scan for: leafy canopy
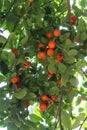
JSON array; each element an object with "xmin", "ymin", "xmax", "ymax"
[{"xmin": 0, "ymin": 0, "xmax": 87, "ymax": 130}]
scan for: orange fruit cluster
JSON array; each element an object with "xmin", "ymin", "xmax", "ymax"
[
  {"xmin": 37, "ymin": 29, "xmax": 61, "ymax": 59},
  {"xmin": 39, "ymin": 95, "xmax": 58, "ymax": 111}
]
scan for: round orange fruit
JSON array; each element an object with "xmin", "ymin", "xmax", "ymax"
[
  {"xmin": 47, "ymin": 49, "xmax": 55, "ymax": 56},
  {"xmin": 37, "ymin": 51, "xmax": 46, "ymax": 59},
  {"xmin": 53, "ymin": 29, "xmax": 61, "ymax": 37},
  {"xmin": 46, "ymin": 32, "xmax": 53, "ymax": 39},
  {"xmin": 48, "ymin": 40, "xmax": 56, "ymax": 49}
]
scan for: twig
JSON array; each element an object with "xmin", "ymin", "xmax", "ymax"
[
  {"xmin": 58, "ymin": 89, "xmax": 64, "ymax": 130},
  {"xmin": 54, "ymin": 88, "xmax": 64, "ymax": 130},
  {"xmin": 79, "ymin": 116, "xmax": 87, "ymax": 130},
  {"xmin": 67, "ymin": 0, "xmax": 71, "ymax": 25},
  {"xmin": 0, "ymin": 0, "xmax": 15, "ymax": 27}
]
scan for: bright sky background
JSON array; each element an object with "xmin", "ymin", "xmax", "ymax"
[{"xmin": 0, "ymin": 128, "xmax": 7, "ymax": 130}]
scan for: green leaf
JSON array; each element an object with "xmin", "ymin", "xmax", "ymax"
[
  {"xmin": 77, "ymin": 18, "xmax": 86, "ymax": 32},
  {"xmin": 61, "ymin": 110, "xmax": 71, "ymax": 129},
  {"xmin": 0, "ymin": 35, "xmax": 7, "ymax": 44},
  {"xmin": 21, "ymin": 35, "xmax": 28, "ymax": 46},
  {"xmin": 30, "ymin": 114, "xmax": 43, "ymax": 123},
  {"xmin": 70, "ymin": 78, "xmax": 78, "ymax": 86},
  {"xmin": 15, "ymin": 120, "xmax": 22, "ymax": 128},
  {"xmin": 15, "ymin": 88, "xmax": 27, "ymax": 99},
  {"xmin": 60, "ymin": 33, "xmax": 70, "ymax": 41},
  {"xmin": 7, "ymin": 124, "xmax": 18, "ymax": 130},
  {"xmin": 61, "ymin": 70, "xmax": 69, "ymax": 85},
  {"xmin": 8, "ymin": 52, "xmax": 15, "ymax": 68},
  {"xmin": 65, "ymin": 39, "xmax": 76, "ymax": 49},
  {"xmin": 68, "ymin": 49, "xmax": 78, "ymax": 56},
  {"xmin": 7, "ymin": 32, "xmax": 15, "ymax": 47},
  {"xmin": 83, "ymin": 82, "xmax": 87, "ymax": 88},
  {"xmin": 72, "ymin": 113, "xmax": 85, "ymax": 129},
  {"xmin": 57, "ymin": 62, "xmax": 67, "ymax": 73},
  {"xmin": 48, "ymin": 63, "xmax": 56, "ymax": 72}
]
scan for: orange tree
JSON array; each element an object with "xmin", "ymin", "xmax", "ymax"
[{"xmin": 0, "ymin": 0, "xmax": 87, "ymax": 130}]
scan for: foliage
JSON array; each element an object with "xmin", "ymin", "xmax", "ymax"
[{"xmin": 0, "ymin": 0, "xmax": 87, "ymax": 130}]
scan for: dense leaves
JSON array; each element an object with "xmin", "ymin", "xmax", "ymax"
[{"xmin": 0, "ymin": 0, "xmax": 87, "ymax": 130}]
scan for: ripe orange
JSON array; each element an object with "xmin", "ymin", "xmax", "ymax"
[
  {"xmin": 57, "ymin": 78, "xmax": 62, "ymax": 85},
  {"xmin": 48, "ymin": 71, "xmax": 55, "ymax": 78},
  {"xmin": 51, "ymin": 95, "xmax": 57, "ymax": 102},
  {"xmin": 28, "ymin": 0, "xmax": 34, "ymax": 3},
  {"xmin": 55, "ymin": 52, "xmax": 64, "ymax": 62},
  {"xmin": 70, "ymin": 15, "xmax": 77, "ymax": 25},
  {"xmin": 11, "ymin": 48, "xmax": 18, "ymax": 56},
  {"xmin": 23, "ymin": 61, "xmax": 31, "ymax": 69},
  {"xmin": 76, "ymin": 37, "xmax": 81, "ymax": 43},
  {"xmin": 39, "ymin": 102, "xmax": 47, "ymax": 111},
  {"xmin": 38, "ymin": 43, "xmax": 45, "ymax": 49},
  {"xmin": 47, "ymin": 49, "xmax": 55, "ymax": 56},
  {"xmin": 41, "ymin": 95, "xmax": 49, "ymax": 101},
  {"xmin": 37, "ymin": 51, "xmax": 46, "ymax": 59},
  {"xmin": 48, "ymin": 40, "xmax": 56, "ymax": 49},
  {"xmin": 11, "ymin": 76, "xmax": 20, "ymax": 84},
  {"xmin": 46, "ymin": 32, "xmax": 53, "ymax": 39},
  {"xmin": 53, "ymin": 29, "xmax": 61, "ymax": 37}
]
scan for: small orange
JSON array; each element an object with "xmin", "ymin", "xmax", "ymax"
[
  {"xmin": 48, "ymin": 40, "xmax": 56, "ymax": 49},
  {"xmin": 11, "ymin": 48, "xmax": 18, "ymax": 56},
  {"xmin": 28, "ymin": 0, "xmax": 34, "ymax": 3},
  {"xmin": 37, "ymin": 51, "xmax": 46, "ymax": 59},
  {"xmin": 46, "ymin": 32, "xmax": 53, "ymax": 39},
  {"xmin": 57, "ymin": 78, "xmax": 62, "ymax": 85},
  {"xmin": 11, "ymin": 76, "xmax": 20, "ymax": 84},
  {"xmin": 47, "ymin": 49, "xmax": 55, "ymax": 56},
  {"xmin": 23, "ymin": 61, "xmax": 31, "ymax": 69},
  {"xmin": 38, "ymin": 43, "xmax": 45, "ymax": 49},
  {"xmin": 53, "ymin": 29, "xmax": 61, "ymax": 37},
  {"xmin": 51, "ymin": 95, "xmax": 57, "ymax": 102},
  {"xmin": 76, "ymin": 37, "xmax": 81, "ymax": 43},
  {"xmin": 41, "ymin": 95, "xmax": 49, "ymax": 101},
  {"xmin": 70, "ymin": 15, "xmax": 77, "ymax": 25},
  {"xmin": 55, "ymin": 52, "xmax": 64, "ymax": 62},
  {"xmin": 48, "ymin": 71, "xmax": 55, "ymax": 78},
  {"xmin": 39, "ymin": 102, "xmax": 47, "ymax": 111}
]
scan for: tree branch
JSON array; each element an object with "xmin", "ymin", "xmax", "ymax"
[
  {"xmin": 67, "ymin": 0, "xmax": 71, "ymax": 25},
  {"xmin": 0, "ymin": 0, "xmax": 15, "ymax": 27},
  {"xmin": 58, "ymin": 89, "xmax": 64, "ymax": 130},
  {"xmin": 79, "ymin": 116, "xmax": 87, "ymax": 130},
  {"xmin": 54, "ymin": 88, "xmax": 64, "ymax": 130}
]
